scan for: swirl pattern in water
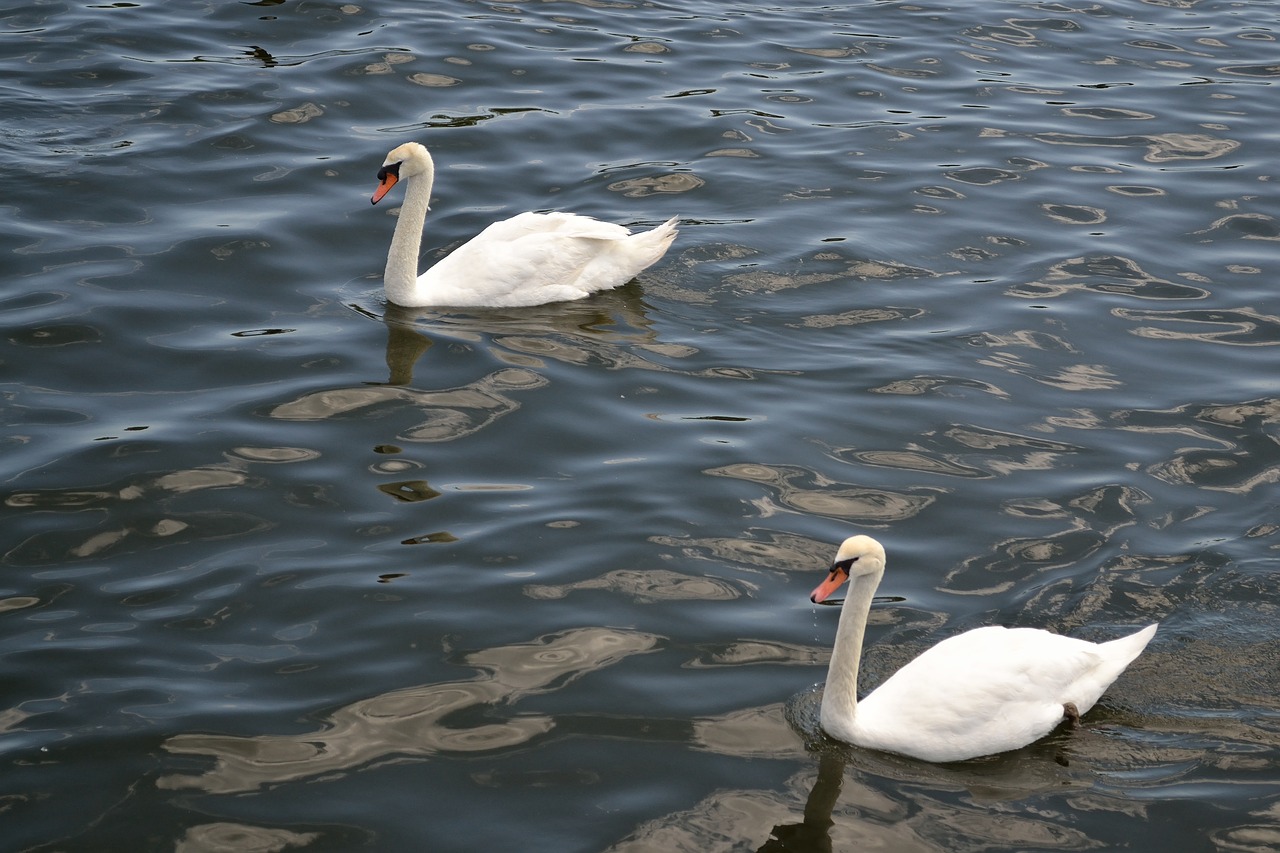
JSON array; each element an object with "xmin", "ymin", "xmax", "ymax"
[{"xmin": 2, "ymin": 0, "xmax": 1279, "ymax": 850}]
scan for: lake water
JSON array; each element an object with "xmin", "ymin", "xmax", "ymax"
[{"xmin": 3, "ymin": 0, "xmax": 1280, "ymax": 850}]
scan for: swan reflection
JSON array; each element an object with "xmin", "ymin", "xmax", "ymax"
[
  {"xmin": 279, "ymin": 286, "xmax": 776, "ymax": 449},
  {"xmin": 342, "ymin": 284, "xmax": 785, "ymax": 390},
  {"xmin": 609, "ymin": 726, "xmax": 1114, "ymax": 853},
  {"xmin": 346, "ymin": 285, "xmax": 669, "ymax": 386}
]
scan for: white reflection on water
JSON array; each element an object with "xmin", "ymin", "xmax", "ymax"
[
  {"xmin": 524, "ymin": 568, "xmax": 746, "ymax": 603},
  {"xmin": 175, "ymin": 822, "xmax": 320, "ymax": 853},
  {"xmin": 1115, "ymin": 306, "xmax": 1280, "ymax": 347},
  {"xmin": 1009, "ymin": 254, "xmax": 1210, "ymax": 301},
  {"xmin": 270, "ymin": 367, "xmax": 548, "ymax": 442},
  {"xmin": 158, "ymin": 627, "xmax": 660, "ymax": 794},
  {"xmin": 706, "ymin": 462, "xmax": 939, "ymax": 523},
  {"xmin": 650, "ymin": 530, "xmax": 833, "ymax": 574}
]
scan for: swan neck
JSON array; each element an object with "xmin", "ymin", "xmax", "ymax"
[
  {"xmin": 383, "ymin": 164, "xmax": 434, "ymax": 305},
  {"xmin": 823, "ymin": 568, "xmax": 880, "ymax": 727}
]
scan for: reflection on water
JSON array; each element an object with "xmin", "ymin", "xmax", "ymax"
[
  {"xmin": 707, "ymin": 463, "xmax": 938, "ymax": 523},
  {"xmin": 684, "ymin": 640, "xmax": 827, "ymax": 669},
  {"xmin": 1115, "ymin": 306, "xmax": 1280, "ymax": 347},
  {"xmin": 609, "ymin": 738, "xmax": 1110, "ymax": 853},
  {"xmin": 838, "ymin": 448, "xmax": 990, "ymax": 479},
  {"xmin": 613, "ymin": 673, "xmax": 1280, "ymax": 853},
  {"xmin": 1195, "ymin": 212, "xmax": 1280, "ymax": 244},
  {"xmin": 650, "ymin": 530, "xmax": 833, "ymax": 574},
  {"xmin": 1030, "ymin": 130, "xmax": 1240, "ymax": 163},
  {"xmin": 271, "ymin": 366, "xmax": 547, "ymax": 442},
  {"xmin": 1010, "ymin": 255, "xmax": 1211, "ymax": 301},
  {"xmin": 159, "ymin": 627, "xmax": 660, "ymax": 794},
  {"xmin": 758, "ymin": 752, "xmax": 846, "ymax": 853},
  {"xmin": 692, "ymin": 703, "xmax": 808, "ymax": 761},
  {"xmin": 525, "ymin": 568, "xmax": 745, "ymax": 603},
  {"xmin": 174, "ymin": 823, "xmax": 320, "ymax": 853},
  {"xmin": 308, "ymin": 291, "xmax": 775, "ymax": 443},
  {"xmin": 5, "ymin": 0, "xmax": 1280, "ymax": 848}
]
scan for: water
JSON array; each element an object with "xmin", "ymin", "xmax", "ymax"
[{"xmin": 3, "ymin": 0, "xmax": 1279, "ymax": 850}]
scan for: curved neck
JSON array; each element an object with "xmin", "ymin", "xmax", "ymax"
[
  {"xmin": 383, "ymin": 163, "xmax": 435, "ymax": 305},
  {"xmin": 822, "ymin": 569, "xmax": 880, "ymax": 726}
]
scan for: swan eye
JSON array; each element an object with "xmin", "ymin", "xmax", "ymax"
[
  {"xmin": 377, "ymin": 161, "xmax": 402, "ymax": 182},
  {"xmin": 831, "ymin": 556, "xmax": 857, "ymax": 575}
]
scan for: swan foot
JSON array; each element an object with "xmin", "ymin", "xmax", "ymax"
[{"xmin": 1062, "ymin": 701, "xmax": 1081, "ymax": 726}]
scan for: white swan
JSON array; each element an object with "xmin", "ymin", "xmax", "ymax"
[
  {"xmin": 370, "ymin": 142, "xmax": 679, "ymax": 308},
  {"xmin": 811, "ymin": 535, "xmax": 1157, "ymax": 762}
]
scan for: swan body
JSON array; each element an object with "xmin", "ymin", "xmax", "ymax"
[
  {"xmin": 371, "ymin": 142, "xmax": 678, "ymax": 308},
  {"xmin": 812, "ymin": 535, "xmax": 1157, "ymax": 762}
]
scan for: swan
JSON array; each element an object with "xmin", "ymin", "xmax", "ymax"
[
  {"xmin": 811, "ymin": 535, "xmax": 1157, "ymax": 762},
  {"xmin": 370, "ymin": 142, "xmax": 679, "ymax": 308}
]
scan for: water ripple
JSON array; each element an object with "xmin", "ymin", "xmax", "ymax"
[{"xmin": 4, "ymin": 0, "xmax": 1280, "ymax": 848}]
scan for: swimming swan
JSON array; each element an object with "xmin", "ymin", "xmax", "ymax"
[
  {"xmin": 371, "ymin": 142, "xmax": 678, "ymax": 308},
  {"xmin": 811, "ymin": 535, "xmax": 1157, "ymax": 762}
]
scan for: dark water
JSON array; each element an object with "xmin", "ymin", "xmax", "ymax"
[{"xmin": 4, "ymin": 0, "xmax": 1280, "ymax": 850}]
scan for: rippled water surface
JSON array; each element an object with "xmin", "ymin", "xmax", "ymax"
[{"xmin": 4, "ymin": 0, "xmax": 1280, "ymax": 850}]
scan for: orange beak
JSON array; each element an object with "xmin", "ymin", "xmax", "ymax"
[
  {"xmin": 810, "ymin": 564, "xmax": 850, "ymax": 604},
  {"xmin": 371, "ymin": 171, "xmax": 398, "ymax": 205}
]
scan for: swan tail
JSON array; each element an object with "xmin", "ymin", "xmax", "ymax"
[
  {"xmin": 1101, "ymin": 623, "xmax": 1158, "ymax": 669},
  {"xmin": 628, "ymin": 217, "xmax": 679, "ymax": 269},
  {"xmin": 572, "ymin": 217, "xmax": 678, "ymax": 296},
  {"xmin": 1074, "ymin": 623, "xmax": 1157, "ymax": 714}
]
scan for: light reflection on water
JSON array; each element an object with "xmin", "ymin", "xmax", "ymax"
[
  {"xmin": 3, "ymin": 0, "xmax": 1280, "ymax": 849},
  {"xmin": 159, "ymin": 627, "xmax": 661, "ymax": 794}
]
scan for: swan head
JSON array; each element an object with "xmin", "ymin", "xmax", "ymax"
[
  {"xmin": 810, "ymin": 535, "xmax": 886, "ymax": 604},
  {"xmin": 371, "ymin": 142, "xmax": 434, "ymax": 205}
]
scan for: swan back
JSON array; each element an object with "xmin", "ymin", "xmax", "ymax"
[{"xmin": 416, "ymin": 212, "xmax": 678, "ymax": 308}]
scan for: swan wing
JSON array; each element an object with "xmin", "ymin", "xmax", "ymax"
[
  {"xmin": 472, "ymin": 211, "xmax": 634, "ymax": 243},
  {"xmin": 413, "ymin": 212, "xmax": 673, "ymax": 308},
  {"xmin": 852, "ymin": 625, "xmax": 1155, "ymax": 762}
]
